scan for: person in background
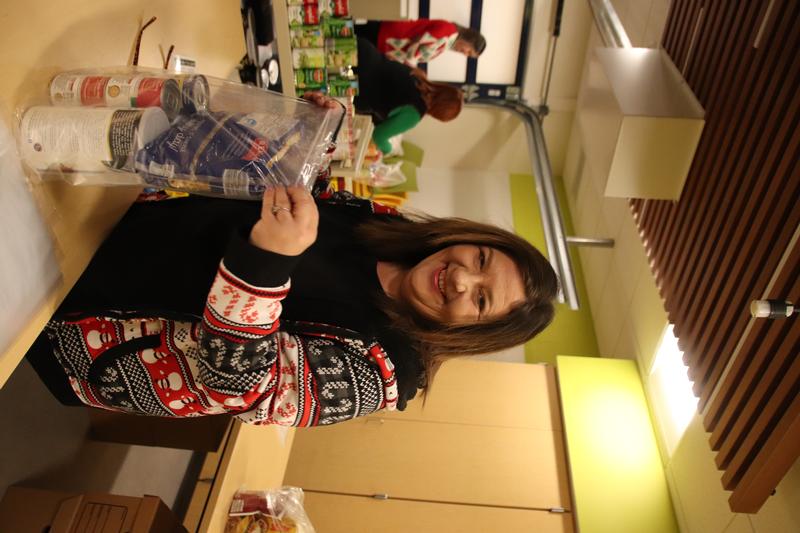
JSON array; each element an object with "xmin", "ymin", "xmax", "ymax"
[
  {"xmin": 355, "ymin": 19, "xmax": 486, "ymax": 67},
  {"xmin": 355, "ymin": 37, "xmax": 463, "ymax": 154}
]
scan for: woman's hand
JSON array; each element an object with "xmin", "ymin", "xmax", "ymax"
[
  {"xmin": 249, "ymin": 186, "xmax": 319, "ymax": 256},
  {"xmin": 302, "ymin": 91, "xmax": 339, "ymax": 109}
]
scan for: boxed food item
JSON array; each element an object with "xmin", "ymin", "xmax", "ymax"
[
  {"xmin": 0, "ymin": 487, "xmax": 186, "ymax": 533},
  {"xmin": 15, "ymin": 66, "xmax": 343, "ymax": 199}
]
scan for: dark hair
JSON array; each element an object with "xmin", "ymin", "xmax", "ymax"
[
  {"xmin": 409, "ymin": 68, "xmax": 463, "ymax": 121},
  {"xmin": 455, "ymin": 24, "xmax": 487, "ymax": 55},
  {"xmin": 357, "ymin": 213, "xmax": 559, "ymax": 383}
]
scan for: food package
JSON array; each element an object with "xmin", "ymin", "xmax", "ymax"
[
  {"xmin": 15, "ymin": 67, "xmax": 344, "ymax": 199},
  {"xmin": 322, "ymin": 17, "xmax": 354, "ymax": 38},
  {"xmin": 325, "ymin": 38, "xmax": 358, "ymax": 69},
  {"xmin": 290, "ymin": 26, "xmax": 325, "ymax": 48},
  {"xmin": 226, "ymin": 488, "xmax": 315, "ymax": 533}
]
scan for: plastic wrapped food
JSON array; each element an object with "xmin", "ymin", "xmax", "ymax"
[
  {"xmin": 226, "ymin": 488, "xmax": 315, "ymax": 533},
  {"xmin": 15, "ymin": 66, "xmax": 344, "ymax": 199}
]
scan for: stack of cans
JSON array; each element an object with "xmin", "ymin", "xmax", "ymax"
[{"xmin": 287, "ymin": 0, "xmax": 358, "ymax": 98}]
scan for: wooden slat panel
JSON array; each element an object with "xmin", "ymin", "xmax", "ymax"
[
  {"xmin": 636, "ymin": 0, "xmax": 800, "ymax": 513},
  {"xmin": 666, "ymin": 2, "xmax": 770, "ymax": 345},
  {"xmin": 692, "ymin": 40, "xmax": 800, "ymax": 401},
  {"xmin": 705, "ymin": 243, "xmax": 800, "ymax": 437},
  {"xmin": 728, "ymin": 394, "xmax": 800, "ymax": 513},
  {"xmin": 657, "ymin": 4, "xmax": 765, "ymax": 325},
  {"xmin": 721, "ymin": 346, "xmax": 800, "ymax": 490}
]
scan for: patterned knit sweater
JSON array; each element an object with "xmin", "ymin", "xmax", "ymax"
[{"xmin": 44, "ymin": 195, "xmax": 422, "ymax": 426}]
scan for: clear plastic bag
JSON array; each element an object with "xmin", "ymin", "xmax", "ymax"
[
  {"xmin": 15, "ymin": 67, "xmax": 344, "ymax": 200},
  {"xmin": 226, "ymin": 487, "xmax": 315, "ymax": 533}
]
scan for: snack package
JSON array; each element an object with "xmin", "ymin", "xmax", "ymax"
[
  {"xmin": 15, "ymin": 66, "xmax": 344, "ymax": 199},
  {"xmin": 226, "ymin": 488, "xmax": 315, "ymax": 533}
]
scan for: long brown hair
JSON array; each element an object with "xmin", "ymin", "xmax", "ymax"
[
  {"xmin": 409, "ymin": 69, "xmax": 463, "ymax": 122},
  {"xmin": 357, "ymin": 213, "xmax": 559, "ymax": 385}
]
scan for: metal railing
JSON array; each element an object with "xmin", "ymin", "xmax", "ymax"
[
  {"xmin": 469, "ymin": 99, "xmax": 589, "ymax": 309},
  {"xmin": 587, "ymin": 0, "xmax": 632, "ymax": 48}
]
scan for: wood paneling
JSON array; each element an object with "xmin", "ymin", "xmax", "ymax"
[
  {"xmin": 300, "ymin": 492, "xmax": 575, "ymax": 533},
  {"xmin": 630, "ymin": 0, "xmax": 800, "ymax": 513}
]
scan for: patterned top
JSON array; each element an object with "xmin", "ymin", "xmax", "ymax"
[
  {"xmin": 45, "ymin": 193, "xmax": 408, "ymax": 426},
  {"xmin": 377, "ymin": 19, "xmax": 459, "ymax": 67}
]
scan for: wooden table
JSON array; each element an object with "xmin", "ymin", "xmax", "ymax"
[
  {"xmin": 0, "ymin": 0, "xmax": 246, "ymax": 388},
  {"xmin": 183, "ymin": 422, "xmax": 296, "ymax": 533},
  {"xmin": 0, "ymin": 6, "xmax": 298, "ymax": 532}
]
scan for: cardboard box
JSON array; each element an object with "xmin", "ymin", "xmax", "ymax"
[{"xmin": 0, "ymin": 487, "xmax": 187, "ymax": 533}]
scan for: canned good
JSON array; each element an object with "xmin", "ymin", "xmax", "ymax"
[
  {"xmin": 20, "ymin": 106, "xmax": 169, "ymax": 174},
  {"xmin": 49, "ymin": 73, "xmax": 209, "ymax": 120},
  {"xmin": 332, "ymin": 0, "xmax": 349, "ymax": 17},
  {"xmin": 132, "ymin": 77, "xmax": 183, "ymax": 120},
  {"xmin": 292, "ymin": 48, "xmax": 326, "ymax": 69},
  {"xmin": 294, "ymin": 68, "xmax": 326, "ymax": 89},
  {"xmin": 287, "ymin": 4, "xmax": 319, "ymax": 26},
  {"xmin": 327, "ymin": 77, "xmax": 359, "ymax": 97},
  {"xmin": 326, "ymin": 45, "xmax": 358, "ymax": 69},
  {"xmin": 176, "ymin": 75, "xmax": 210, "ymax": 116},
  {"xmin": 50, "ymin": 74, "xmax": 135, "ymax": 106},
  {"xmin": 290, "ymin": 26, "xmax": 325, "ymax": 48},
  {"xmin": 322, "ymin": 17, "xmax": 354, "ymax": 38}
]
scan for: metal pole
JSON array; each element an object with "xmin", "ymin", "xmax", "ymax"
[
  {"xmin": 567, "ymin": 236, "xmax": 615, "ymax": 247},
  {"xmin": 468, "ymin": 99, "xmax": 580, "ymax": 310}
]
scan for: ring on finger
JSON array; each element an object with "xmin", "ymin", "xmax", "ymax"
[{"xmin": 270, "ymin": 205, "xmax": 292, "ymax": 215}]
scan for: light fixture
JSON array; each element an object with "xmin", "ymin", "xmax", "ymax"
[{"xmin": 648, "ymin": 325, "xmax": 698, "ymax": 456}]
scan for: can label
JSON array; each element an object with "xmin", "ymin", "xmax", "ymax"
[
  {"xmin": 290, "ymin": 26, "xmax": 325, "ymax": 48},
  {"xmin": 49, "ymin": 74, "xmax": 113, "ymax": 105},
  {"xmin": 104, "ymin": 76, "xmax": 139, "ymax": 106},
  {"xmin": 49, "ymin": 73, "xmax": 204, "ymax": 120},
  {"xmin": 133, "ymin": 77, "xmax": 167, "ymax": 107},
  {"xmin": 20, "ymin": 107, "xmax": 149, "ymax": 172},
  {"xmin": 333, "ymin": 0, "xmax": 349, "ymax": 17},
  {"xmin": 133, "ymin": 77, "xmax": 183, "ymax": 120},
  {"xmin": 79, "ymin": 76, "xmax": 109, "ymax": 105},
  {"xmin": 292, "ymin": 48, "xmax": 326, "ymax": 69},
  {"xmin": 288, "ymin": 5, "xmax": 319, "ymax": 25},
  {"xmin": 107, "ymin": 109, "xmax": 146, "ymax": 169},
  {"xmin": 322, "ymin": 17, "xmax": 354, "ymax": 38},
  {"xmin": 294, "ymin": 68, "xmax": 326, "ymax": 89}
]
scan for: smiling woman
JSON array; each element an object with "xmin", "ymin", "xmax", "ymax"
[
  {"xmin": 380, "ymin": 245, "xmax": 526, "ymax": 325},
  {"xmin": 27, "ymin": 183, "xmax": 557, "ymax": 426}
]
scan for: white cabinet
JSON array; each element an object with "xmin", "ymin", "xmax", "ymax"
[{"xmin": 577, "ymin": 47, "xmax": 705, "ymax": 200}]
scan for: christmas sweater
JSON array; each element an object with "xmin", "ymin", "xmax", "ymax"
[
  {"xmin": 377, "ymin": 19, "xmax": 459, "ymax": 66},
  {"xmin": 45, "ymin": 195, "xmax": 405, "ymax": 426}
]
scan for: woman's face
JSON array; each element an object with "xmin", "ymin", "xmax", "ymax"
[{"xmin": 399, "ymin": 244, "xmax": 526, "ymax": 325}]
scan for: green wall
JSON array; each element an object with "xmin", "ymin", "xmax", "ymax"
[
  {"xmin": 509, "ymin": 174, "xmax": 599, "ymax": 364},
  {"xmin": 557, "ymin": 356, "xmax": 679, "ymax": 533}
]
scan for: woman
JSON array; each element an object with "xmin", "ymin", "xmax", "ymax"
[
  {"xmin": 27, "ymin": 163, "xmax": 557, "ymax": 428},
  {"xmin": 355, "ymin": 37, "xmax": 463, "ymax": 154},
  {"xmin": 355, "ymin": 19, "xmax": 486, "ymax": 66}
]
